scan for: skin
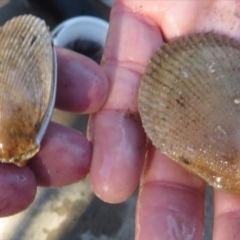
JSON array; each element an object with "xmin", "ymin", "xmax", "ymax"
[
  {"xmin": 0, "ymin": 49, "xmax": 105, "ymax": 217},
  {"xmin": 92, "ymin": 1, "xmax": 240, "ymax": 239},
  {"xmin": 2, "ymin": 0, "xmax": 240, "ymax": 239}
]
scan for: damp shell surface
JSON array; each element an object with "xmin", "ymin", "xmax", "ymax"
[
  {"xmin": 139, "ymin": 32, "xmax": 240, "ymax": 194},
  {"xmin": 0, "ymin": 15, "xmax": 56, "ymax": 167}
]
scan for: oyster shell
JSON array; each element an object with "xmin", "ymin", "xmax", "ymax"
[
  {"xmin": 139, "ymin": 32, "xmax": 240, "ymax": 194},
  {"xmin": 0, "ymin": 15, "xmax": 56, "ymax": 167}
]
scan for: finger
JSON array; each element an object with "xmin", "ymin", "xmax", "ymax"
[
  {"xmin": 89, "ymin": 110, "xmax": 146, "ymax": 202},
  {"xmin": 0, "ymin": 164, "xmax": 36, "ymax": 217},
  {"xmin": 136, "ymin": 146, "xmax": 206, "ymax": 240},
  {"xmin": 89, "ymin": 1, "xmax": 162, "ymax": 203},
  {"xmin": 55, "ymin": 48, "xmax": 109, "ymax": 113},
  {"xmin": 213, "ymin": 190, "xmax": 240, "ymax": 240},
  {"xmin": 28, "ymin": 122, "xmax": 91, "ymax": 187}
]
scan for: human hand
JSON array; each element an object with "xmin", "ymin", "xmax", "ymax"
[
  {"xmin": 0, "ymin": 48, "xmax": 109, "ymax": 217},
  {"xmin": 88, "ymin": 1, "xmax": 240, "ymax": 239}
]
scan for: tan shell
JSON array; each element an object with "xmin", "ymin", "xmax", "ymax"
[
  {"xmin": 0, "ymin": 15, "xmax": 56, "ymax": 167},
  {"xmin": 139, "ymin": 32, "xmax": 240, "ymax": 194}
]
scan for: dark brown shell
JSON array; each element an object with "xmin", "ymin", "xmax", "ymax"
[{"xmin": 138, "ymin": 32, "xmax": 240, "ymax": 194}]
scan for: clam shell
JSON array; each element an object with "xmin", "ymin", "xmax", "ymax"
[
  {"xmin": 139, "ymin": 32, "xmax": 240, "ymax": 194},
  {"xmin": 0, "ymin": 15, "xmax": 56, "ymax": 166}
]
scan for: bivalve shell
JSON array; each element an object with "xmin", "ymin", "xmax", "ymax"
[
  {"xmin": 139, "ymin": 32, "xmax": 240, "ymax": 194},
  {"xmin": 0, "ymin": 15, "xmax": 56, "ymax": 166}
]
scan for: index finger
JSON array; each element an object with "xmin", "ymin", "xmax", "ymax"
[{"xmin": 88, "ymin": 2, "xmax": 163, "ymax": 202}]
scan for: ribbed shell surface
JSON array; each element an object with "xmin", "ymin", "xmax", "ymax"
[
  {"xmin": 139, "ymin": 33, "xmax": 240, "ymax": 194},
  {"xmin": 0, "ymin": 15, "xmax": 54, "ymax": 166}
]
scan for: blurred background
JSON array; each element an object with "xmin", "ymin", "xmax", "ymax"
[{"xmin": 0, "ymin": 0, "xmax": 213, "ymax": 239}]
